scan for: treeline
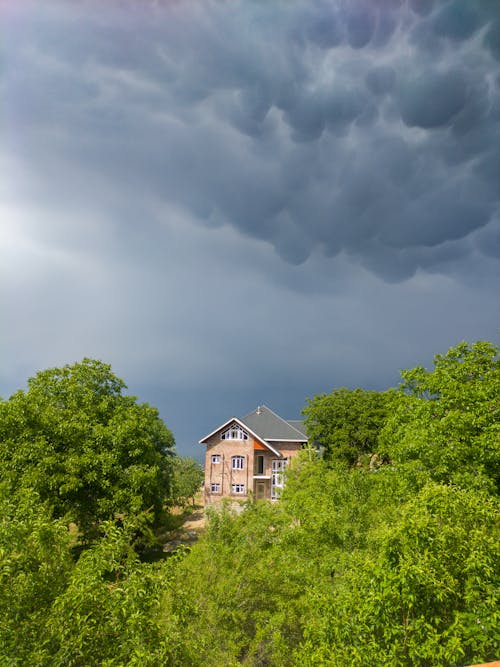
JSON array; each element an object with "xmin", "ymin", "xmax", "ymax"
[{"xmin": 1, "ymin": 343, "xmax": 499, "ymax": 665}]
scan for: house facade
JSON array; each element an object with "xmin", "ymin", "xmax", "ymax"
[{"xmin": 199, "ymin": 405, "xmax": 308, "ymax": 504}]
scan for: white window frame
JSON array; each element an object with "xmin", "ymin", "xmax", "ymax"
[
  {"xmin": 232, "ymin": 455, "xmax": 245, "ymax": 470},
  {"xmin": 210, "ymin": 483, "xmax": 220, "ymax": 494},
  {"xmin": 211, "ymin": 454, "xmax": 221, "ymax": 464},
  {"xmin": 221, "ymin": 424, "xmax": 248, "ymax": 441},
  {"xmin": 271, "ymin": 458, "xmax": 288, "ymax": 500},
  {"xmin": 232, "ymin": 483, "xmax": 245, "ymax": 495}
]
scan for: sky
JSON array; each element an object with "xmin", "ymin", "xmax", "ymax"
[{"xmin": 1, "ymin": 0, "xmax": 499, "ymax": 461}]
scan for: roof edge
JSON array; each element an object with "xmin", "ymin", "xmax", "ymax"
[
  {"xmin": 199, "ymin": 416, "xmax": 282, "ymax": 457},
  {"xmin": 265, "ymin": 438, "xmax": 308, "ymax": 443}
]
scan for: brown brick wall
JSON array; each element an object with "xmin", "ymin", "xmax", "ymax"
[
  {"xmin": 203, "ymin": 435, "xmax": 306, "ymax": 504},
  {"xmin": 204, "ymin": 436, "xmax": 255, "ymax": 503},
  {"xmin": 275, "ymin": 442, "xmax": 303, "ymax": 460}
]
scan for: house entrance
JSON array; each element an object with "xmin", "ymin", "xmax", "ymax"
[
  {"xmin": 271, "ymin": 459, "xmax": 287, "ymax": 500},
  {"xmin": 255, "ymin": 481, "xmax": 266, "ymax": 500}
]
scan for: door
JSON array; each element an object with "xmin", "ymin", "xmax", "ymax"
[
  {"xmin": 271, "ymin": 459, "xmax": 287, "ymax": 500},
  {"xmin": 256, "ymin": 481, "xmax": 266, "ymax": 500}
]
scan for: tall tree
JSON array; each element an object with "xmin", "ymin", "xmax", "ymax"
[
  {"xmin": 0, "ymin": 359, "xmax": 175, "ymax": 539},
  {"xmin": 380, "ymin": 341, "xmax": 500, "ymax": 493},
  {"xmin": 303, "ymin": 387, "xmax": 393, "ymax": 465},
  {"xmin": 170, "ymin": 456, "xmax": 204, "ymax": 507}
]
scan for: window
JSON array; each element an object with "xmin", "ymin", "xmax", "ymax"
[
  {"xmin": 271, "ymin": 458, "xmax": 288, "ymax": 500},
  {"xmin": 232, "ymin": 483, "xmax": 245, "ymax": 494},
  {"xmin": 232, "ymin": 455, "xmax": 244, "ymax": 470},
  {"xmin": 210, "ymin": 483, "xmax": 220, "ymax": 493},
  {"xmin": 221, "ymin": 424, "xmax": 248, "ymax": 440},
  {"xmin": 255, "ymin": 455, "xmax": 265, "ymax": 475},
  {"xmin": 211, "ymin": 454, "xmax": 221, "ymax": 464}
]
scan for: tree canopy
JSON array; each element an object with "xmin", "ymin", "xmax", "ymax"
[
  {"xmin": 303, "ymin": 387, "xmax": 393, "ymax": 465},
  {"xmin": 0, "ymin": 358, "xmax": 175, "ymax": 539},
  {"xmin": 1, "ymin": 343, "xmax": 499, "ymax": 666},
  {"xmin": 380, "ymin": 340, "xmax": 500, "ymax": 493},
  {"xmin": 170, "ymin": 456, "xmax": 204, "ymax": 507}
]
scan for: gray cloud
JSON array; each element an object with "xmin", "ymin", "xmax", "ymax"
[
  {"xmin": 3, "ymin": 0, "xmax": 498, "ymax": 285},
  {"xmin": 1, "ymin": 0, "xmax": 499, "ymax": 457},
  {"xmin": 397, "ymin": 69, "xmax": 468, "ymax": 128},
  {"xmin": 365, "ymin": 66, "xmax": 396, "ymax": 95}
]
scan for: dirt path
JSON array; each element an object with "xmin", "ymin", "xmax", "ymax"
[
  {"xmin": 163, "ymin": 499, "xmax": 206, "ymax": 552},
  {"xmin": 180, "ymin": 509, "xmax": 206, "ymax": 532}
]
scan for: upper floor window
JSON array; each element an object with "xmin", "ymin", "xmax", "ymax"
[
  {"xmin": 221, "ymin": 424, "xmax": 248, "ymax": 441},
  {"xmin": 255, "ymin": 455, "xmax": 265, "ymax": 475},
  {"xmin": 211, "ymin": 454, "xmax": 221, "ymax": 464},
  {"xmin": 232, "ymin": 455, "xmax": 245, "ymax": 470}
]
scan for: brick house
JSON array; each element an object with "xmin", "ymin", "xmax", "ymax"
[{"xmin": 199, "ymin": 405, "xmax": 308, "ymax": 504}]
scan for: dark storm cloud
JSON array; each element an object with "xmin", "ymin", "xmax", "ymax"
[
  {"xmin": 397, "ymin": 69, "xmax": 468, "ymax": 129},
  {"xmin": 3, "ymin": 0, "xmax": 499, "ymax": 285},
  {"xmin": 2, "ymin": 0, "xmax": 499, "ymax": 461}
]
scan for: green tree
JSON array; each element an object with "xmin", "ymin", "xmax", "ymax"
[
  {"xmin": 380, "ymin": 341, "xmax": 500, "ymax": 494},
  {"xmin": 303, "ymin": 388, "xmax": 393, "ymax": 465},
  {"xmin": 39, "ymin": 520, "xmax": 175, "ymax": 667},
  {"xmin": 170, "ymin": 456, "xmax": 204, "ymax": 507},
  {"xmin": 160, "ymin": 500, "xmax": 307, "ymax": 666},
  {"xmin": 0, "ymin": 359, "xmax": 175, "ymax": 540},
  {"xmin": 0, "ymin": 497, "xmax": 178, "ymax": 666},
  {"xmin": 0, "ymin": 486, "xmax": 73, "ymax": 665},
  {"xmin": 1, "ymin": 342, "xmax": 498, "ymax": 666},
  {"xmin": 296, "ymin": 483, "xmax": 500, "ymax": 667}
]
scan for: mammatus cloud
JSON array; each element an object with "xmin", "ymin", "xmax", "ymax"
[
  {"xmin": 3, "ymin": 0, "xmax": 499, "ymax": 282},
  {"xmin": 1, "ymin": 0, "xmax": 499, "ymax": 460}
]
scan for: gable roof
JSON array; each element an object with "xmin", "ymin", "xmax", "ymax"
[
  {"xmin": 198, "ymin": 405, "xmax": 308, "ymax": 456},
  {"xmin": 240, "ymin": 405, "xmax": 308, "ymax": 442},
  {"xmin": 198, "ymin": 416, "xmax": 282, "ymax": 456}
]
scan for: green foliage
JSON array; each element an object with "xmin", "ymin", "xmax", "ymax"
[
  {"xmin": 170, "ymin": 456, "xmax": 204, "ymax": 507},
  {"xmin": 40, "ymin": 520, "xmax": 175, "ymax": 667},
  {"xmin": 0, "ymin": 486, "xmax": 73, "ymax": 665},
  {"xmin": 0, "ymin": 359, "xmax": 175, "ymax": 541},
  {"xmin": 0, "ymin": 485, "xmax": 177, "ymax": 666},
  {"xmin": 295, "ymin": 483, "xmax": 500, "ymax": 667},
  {"xmin": 1, "ymin": 342, "xmax": 498, "ymax": 665},
  {"xmin": 303, "ymin": 388, "xmax": 393, "ymax": 466},
  {"xmin": 160, "ymin": 500, "xmax": 307, "ymax": 666},
  {"xmin": 380, "ymin": 341, "xmax": 500, "ymax": 493}
]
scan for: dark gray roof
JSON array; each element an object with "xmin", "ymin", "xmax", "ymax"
[
  {"xmin": 240, "ymin": 405, "xmax": 308, "ymax": 442},
  {"xmin": 287, "ymin": 420, "xmax": 307, "ymax": 437}
]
